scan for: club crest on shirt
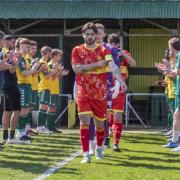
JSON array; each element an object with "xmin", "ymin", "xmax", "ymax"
[{"xmin": 97, "ymin": 55, "xmax": 102, "ymax": 60}]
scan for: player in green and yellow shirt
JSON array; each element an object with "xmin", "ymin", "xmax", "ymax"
[
  {"xmin": 16, "ymin": 38, "xmax": 39, "ymax": 142},
  {"xmin": 37, "ymin": 46, "xmax": 59, "ymax": 133},
  {"xmin": 25, "ymin": 40, "xmax": 40, "ymax": 135},
  {"xmin": 29, "ymin": 40, "xmax": 40, "ymax": 109},
  {"xmin": 47, "ymin": 49, "xmax": 69, "ymax": 132}
]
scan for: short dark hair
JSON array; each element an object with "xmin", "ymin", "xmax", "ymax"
[
  {"xmin": 5, "ymin": 35, "xmax": 16, "ymax": 41},
  {"xmin": 81, "ymin": 22, "xmax": 98, "ymax": 34},
  {"xmin": 0, "ymin": 31, "xmax": 5, "ymax": 40},
  {"xmin": 30, "ymin": 40, "xmax": 38, "ymax": 47},
  {"xmin": 95, "ymin": 23, "xmax": 105, "ymax": 31},
  {"xmin": 41, "ymin": 46, "xmax": 52, "ymax": 55},
  {"xmin": 51, "ymin": 49, "xmax": 63, "ymax": 58},
  {"xmin": 19, "ymin": 38, "xmax": 31, "ymax": 45},
  {"xmin": 15, "ymin": 37, "xmax": 22, "ymax": 49},
  {"xmin": 108, "ymin": 33, "xmax": 120, "ymax": 44},
  {"xmin": 172, "ymin": 40, "xmax": 180, "ymax": 51}
]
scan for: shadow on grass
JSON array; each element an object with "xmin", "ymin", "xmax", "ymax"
[
  {"xmin": 96, "ymin": 160, "xmax": 180, "ymax": 171},
  {"xmin": 2, "ymin": 143, "xmax": 80, "ymax": 159},
  {"xmin": 0, "ymin": 150, "xmax": 79, "ymax": 174},
  {"xmin": 127, "ymin": 155, "xmax": 180, "ymax": 163},
  {"xmin": 103, "ymin": 153, "xmax": 180, "ymax": 164},
  {"xmin": 0, "ymin": 133, "xmax": 80, "ymax": 175},
  {"xmin": 4, "ymin": 149, "xmax": 70, "ymax": 157},
  {"xmin": 123, "ymin": 140, "xmax": 164, "ymax": 145},
  {"xmin": 0, "ymin": 152, "xmax": 73, "ymax": 162},
  {"xmin": 0, "ymin": 160, "xmax": 50, "ymax": 174},
  {"xmin": 123, "ymin": 133, "xmax": 163, "ymax": 141},
  {"xmin": 1, "ymin": 154, "xmax": 50, "ymax": 163},
  {"xmin": 35, "ymin": 139, "xmax": 80, "ymax": 145},
  {"xmin": 122, "ymin": 135, "xmax": 165, "ymax": 145},
  {"xmin": 10, "ymin": 144, "xmax": 79, "ymax": 151},
  {"xmin": 121, "ymin": 148, "xmax": 179, "ymax": 157},
  {"xmin": 53, "ymin": 167, "xmax": 81, "ymax": 175},
  {"xmin": 36, "ymin": 134, "xmax": 79, "ymax": 140}
]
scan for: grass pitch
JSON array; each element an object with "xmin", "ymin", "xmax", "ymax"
[{"xmin": 0, "ymin": 130, "xmax": 180, "ymax": 180}]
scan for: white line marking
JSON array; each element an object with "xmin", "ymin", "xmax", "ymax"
[{"xmin": 34, "ymin": 150, "xmax": 81, "ymax": 180}]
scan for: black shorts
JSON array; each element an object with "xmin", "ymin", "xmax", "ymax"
[{"xmin": 3, "ymin": 87, "xmax": 21, "ymax": 111}]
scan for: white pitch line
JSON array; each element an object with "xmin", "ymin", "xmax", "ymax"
[{"xmin": 34, "ymin": 150, "xmax": 81, "ymax": 180}]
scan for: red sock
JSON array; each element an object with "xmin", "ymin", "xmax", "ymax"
[
  {"xmin": 108, "ymin": 113, "xmax": 113, "ymax": 128},
  {"xmin": 113, "ymin": 121, "xmax": 123, "ymax": 145},
  {"xmin": 96, "ymin": 128, "xmax": 105, "ymax": 146},
  {"xmin": 80, "ymin": 126, "xmax": 89, "ymax": 153}
]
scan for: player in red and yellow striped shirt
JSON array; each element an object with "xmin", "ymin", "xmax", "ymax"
[
  {"xmin": 107, "ymin": 34, "xmax": 136, "ymax": 151},
  {"xmin": 71, "ymin": 22, "xmax": 127, "ymax": 163}
]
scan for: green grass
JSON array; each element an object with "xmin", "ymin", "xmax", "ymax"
[
  {"xmin": 1, "ymin": 131, "xmax": 180, "ymax": 180},
  {"xmin": 0, "ymin": 131, "xmax": 80, "ymax": 180},
  {"xmin": 48, "ymin": 132, "xmax": 180, "ymax": 180}
]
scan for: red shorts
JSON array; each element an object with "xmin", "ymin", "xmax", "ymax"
[
  {"xmin": 77, "ymin": 98, "xmax": 107, "ymax": 121},
  {"xmin": 112, "ymin": 93, "xmax": 126, "ymax": 113}
]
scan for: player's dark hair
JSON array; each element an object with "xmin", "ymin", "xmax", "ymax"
[
  {"xmin": 172, "ymin": 40, "xmax": 180, "ymax": 51},
  {"xmin": 0, "ymin": 31, "xmax": 5, "ymax": 40},
  {"xmin": 30, "ymin": 40, "xmax": 38, "ymax": 47},
  {"xmin": 15, "ymin": 37, "xmax": 22, "ymax": 49},
  {"xmin": 51, "ymin": 49, "xmax": 63, "ymax": 57},
  {"xmin": 95, "ymin": 23, "xmax": 105, "ymax": 32},
  {"xmin": 5, "ymin": 35, "xmax": 16, "ymax": 41},
  {"xmin": 108, "ymin": 33, "xmax": 120, "ymax": 44},
  {"xmin": 81, "ymin": 22, "xmax": 98, "ymax": 34},
  {"xmin": 19, "ymin": 38, "xmax": 31, "ymax": 45},
  {"xmin": 41, "ymin": 46, "xmax": 52, "ymax": 55}
]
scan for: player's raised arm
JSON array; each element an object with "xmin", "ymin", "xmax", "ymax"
[{"xmin": 120, "ymin": 50, "xmax": 136, "ymax": 67}]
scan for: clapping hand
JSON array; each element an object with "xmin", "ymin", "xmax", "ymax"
[
  {"xmin": 166, "ymin": 70, "xmax": 177, "ymax": 79},
  {"xmin": 59, "ymin": 66, "xmax": 69, "ymax": 76},
  {"xmin": 0, "ymin": 59, "xmax": 12, "ymax": 71},
  {"xmin": 155, "ymin": 62, "xmax": 169, "ymax": 73}
]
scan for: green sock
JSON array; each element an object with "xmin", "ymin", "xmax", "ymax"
[
  {"xmin": 37, "ymin": 109, "xmax": 47, "ymax": 127},
  {"xmin": 17, "ymin": 116, "xmax": 28, "ymax": 132},
  {"xmin": 46, "ymin": 112, "xmax": 56, "ymax": 130},
  {"xmin": 168, "ymin": 99, "xmax": 175, "ymax": 128},
  {"xmin": 168, "ymin": 112, "xmax": 173, "ymax": 128},
  {"xmin": 51, "ymin": 112, "xmax": 56, "ymax": 129},
  {"xmin": 27, "ymin": 112, "xmax": 32, "ymax": 125}
]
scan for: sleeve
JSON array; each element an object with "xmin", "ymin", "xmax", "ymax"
[
  {"xmin": 123, "ymin": 50, "xmax": 131, "ymax": 66},
  {"xmin": 18, "ymin": 58, "xmax": 27, "ymax": 72},
  {"xmin": 111, "ymin": 48, "xmax": 118, "ymax": 62},
  {"xmin": 104, "ymin": 48, "xmax": 113, "ymax": 62},
  {"xmin": 176, "ymin": 54, "xmax": 180, "ymax": 69},
  {"xmin": 71, "ymin": 47, "xmax": 81, "ymax": 64}
]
